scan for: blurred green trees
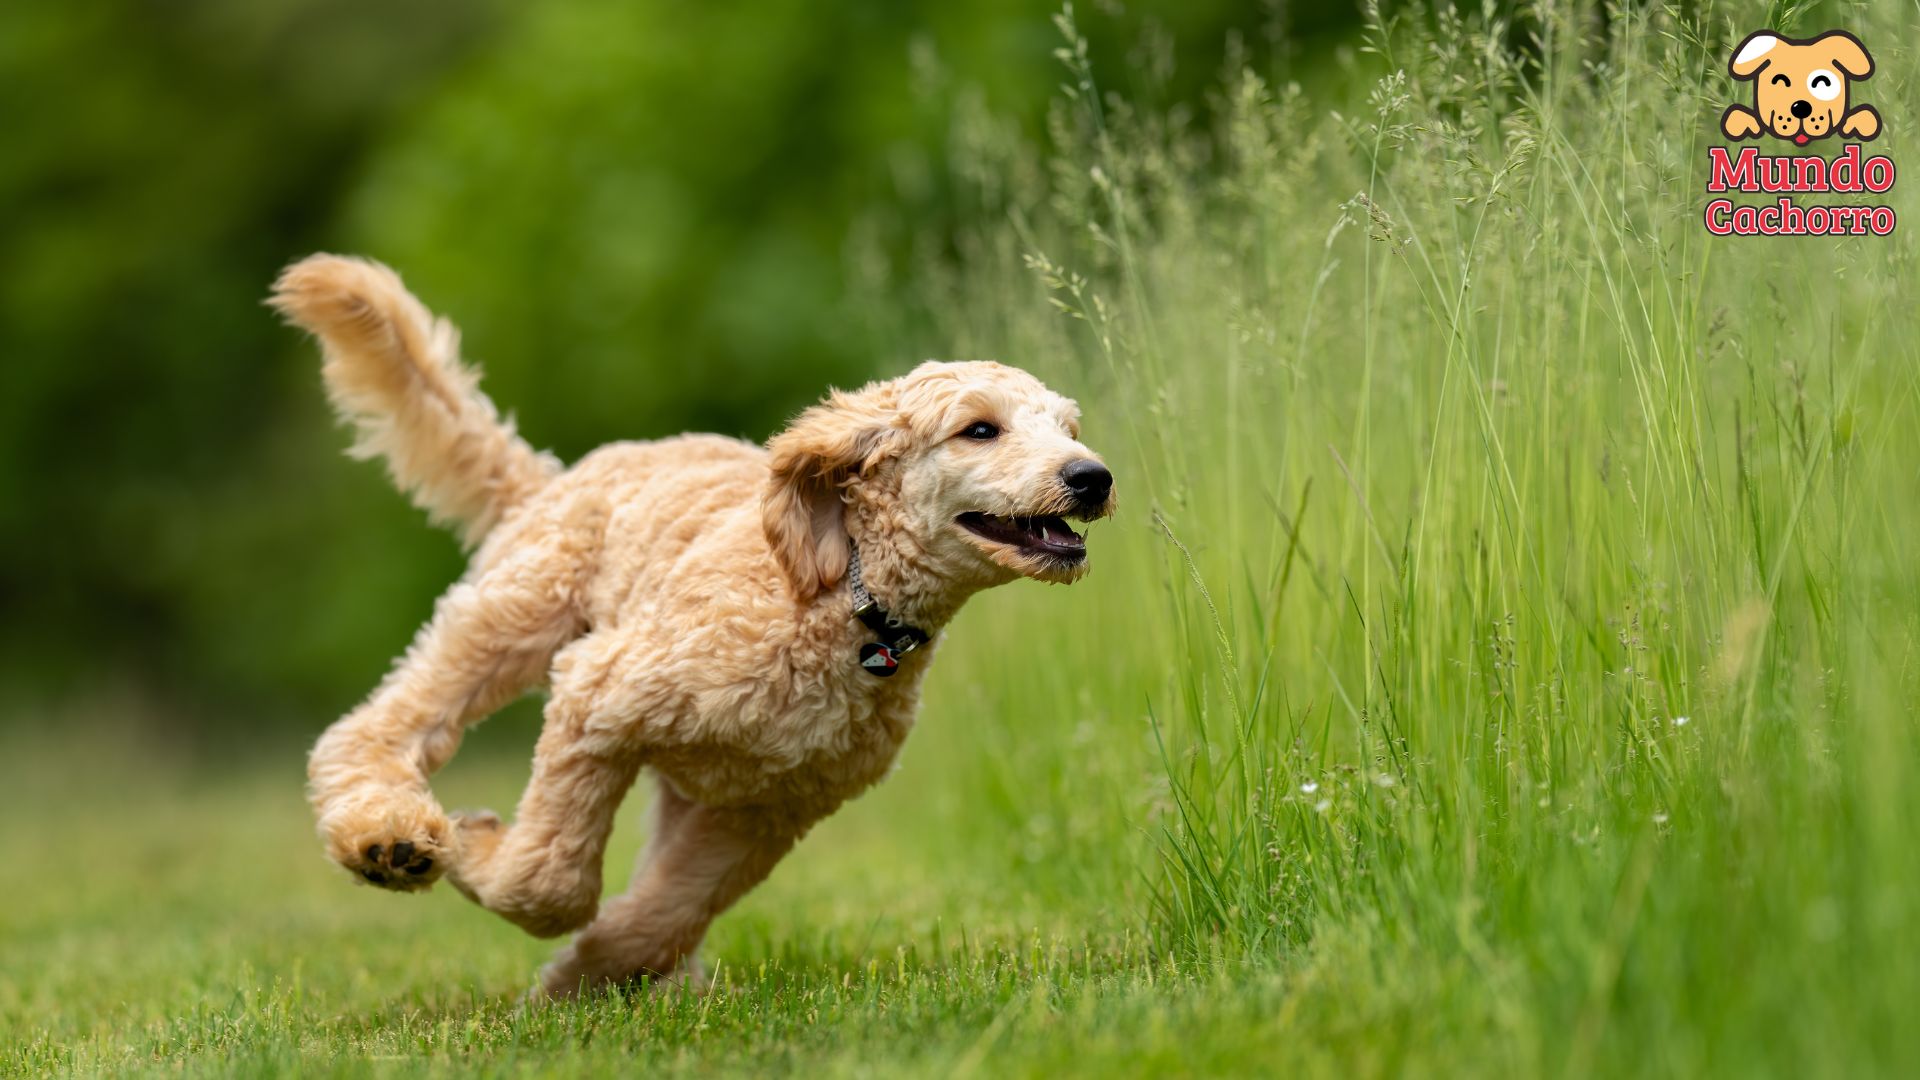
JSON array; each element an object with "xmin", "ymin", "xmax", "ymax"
[{"xmin": 0, "ymin": 0, "xmax": 1357, "ymax": 726}]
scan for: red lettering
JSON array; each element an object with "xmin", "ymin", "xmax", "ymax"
[
  {"xmin": 1864, "ymin": 156, "xmax": 1895, "ymax": 194},
  {"xmin": 1707, "ymin": 147, "xmax": 1755, "ymax": 192}
]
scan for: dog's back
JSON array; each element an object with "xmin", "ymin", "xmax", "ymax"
[{"xmin": 488, "ymin": 435, "xmax": 782, "ymax": 628}]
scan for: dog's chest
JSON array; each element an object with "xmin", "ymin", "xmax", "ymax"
[{"xmin": 644, "ymin": 650, "xmax": 933, "ymax": 814}]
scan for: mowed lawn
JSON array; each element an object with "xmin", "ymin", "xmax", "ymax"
[{"xmin": 0, "ymin": 715, "xmax": 1206, "ymax": 1078}]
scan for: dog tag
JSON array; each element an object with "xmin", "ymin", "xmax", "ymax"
[{"xmin": 859, "ymin": 642, "xmax": 900, "ymax": 677}]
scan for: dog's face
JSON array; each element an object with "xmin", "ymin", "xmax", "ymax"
[
  {"xmin": 888, "ymin": 362, "xmax": 1114, "ymax": 585},
  {"xmin": 763, "ymin": 361, "xmax": 1116, "ymax": 599},
  {"xmin": 1729, "ymin": 30, "xmax": 1872, "ymax": 145}
]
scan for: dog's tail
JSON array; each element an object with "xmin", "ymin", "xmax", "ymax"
[{"xmin": 269, "ymin": 254, "xmax": 561, "ymax": 547}]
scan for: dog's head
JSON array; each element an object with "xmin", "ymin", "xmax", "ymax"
[
  {"xmin": 763, "ymin": 360, "xmax": 1115, "ymax": 599},
  {"xmin": 1729, "ymin": 29, "xmax": 1872, "ymax": 145}
]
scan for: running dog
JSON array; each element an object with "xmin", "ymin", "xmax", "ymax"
[{"xmin": 270, "ymin": 255, "xmax": 1115, "ymax": 997}]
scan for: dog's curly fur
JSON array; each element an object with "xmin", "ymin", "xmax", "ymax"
[{"xmin": 269, "ymin": 254, "xmax": 1114, "ymax": 997}]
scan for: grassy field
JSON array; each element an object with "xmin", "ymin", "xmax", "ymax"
[{"xmin": 8, "ymin": 1, "xmax": 1920, "ymax": 1075}]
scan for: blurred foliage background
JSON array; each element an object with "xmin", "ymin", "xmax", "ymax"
[{"xmin": 0, "ymin": 0, "xmax": 1362, "ymax": 732}]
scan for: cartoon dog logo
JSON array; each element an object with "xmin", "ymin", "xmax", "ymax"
[{"xmin": 1722, "ymin": 30, "xmax": 1880, "ymax": 145}]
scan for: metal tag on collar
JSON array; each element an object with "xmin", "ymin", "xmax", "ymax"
[{"xmin": 859, "ymin": 641, "xmax": 901, "ymax": 677}]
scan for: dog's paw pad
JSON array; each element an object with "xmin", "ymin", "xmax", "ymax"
[
  {"xmin": 320, "ymin": 792, "xmax": 453, "ymax": 893},
  {"xmin": 351, "ymin": 834, "xmax": 447, "ymax": 890},
  {"xmin": 366, "ymin": 840, "xmax": 437, "ymax": 876}
]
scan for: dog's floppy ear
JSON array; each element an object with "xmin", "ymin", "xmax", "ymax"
[
  {"xmin": 1729, "ymin": 31, "xmax": 1781, "ymax": 79},
  {"xmin": 1817, "ymin": 30, "xmax": 1873, "ymax": 79},
  {"xmin": 762, "ymin": 388, "xmax": 902, "ymax": 599}
]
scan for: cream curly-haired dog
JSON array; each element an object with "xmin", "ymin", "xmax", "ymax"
[{"xmin": 270, "ymin": 254, "xmax": 1114, "ymax": 997}]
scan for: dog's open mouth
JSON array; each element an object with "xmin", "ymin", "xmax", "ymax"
[{"xmin": 956, "ymin": 512, "xmax": 1086, "ymax": 561}]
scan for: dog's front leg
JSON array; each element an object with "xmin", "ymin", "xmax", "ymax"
[
  {"xmin": 443, "ymin": 714, "xmax": 641, "ymax": 937},
  {"xmin": 443, "ymin": 632, "xmax": 652, "ymax": 937},
  {"xmin": 533, "ymin": 784, "xmax": 802, "ymax": 999},
  {"xmin": 1721, "ymin": 104, "xmax": 1764, "ymax": 139},
  {"xmin": 1841, "ymin": 105, "xmax": 1881, "ymax": 140}
]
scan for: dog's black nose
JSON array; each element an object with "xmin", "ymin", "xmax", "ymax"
[
  {"xmin": 1061, "ymin": 459, "xmax": 1112, "ymax": 507},
  {"xmin": 1792, "ymin": 99, "xmax": 1812, "ymax": 119}
]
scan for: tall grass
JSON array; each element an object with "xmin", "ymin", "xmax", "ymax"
[
  {"xmin": 11, "ymin": 3, "xmax": 1920, "ymax": 1074},
  {"xmin": 889, "ymin": 1, "xmax": 1920, "ymax": 1072}
]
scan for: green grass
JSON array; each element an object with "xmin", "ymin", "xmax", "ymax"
[
  {"xmin": 0, "ymin": 726, "xmax": 1181, "ymax": 1077},
  {"xmin": 9, "ymin": 0, "xmax": 1920, "ymax": 1074}
]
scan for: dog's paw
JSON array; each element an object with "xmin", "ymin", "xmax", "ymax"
[
  {"xmin": 319, "ymin": 789, "xmax": 453, "ymax": 892},
  {"xmin": 1842, "ymin": 106, "xmax": 1880, "ymax": 141},
  {"xmin": 440, "ymin": 809, "xmax": 502, "ymax": 887},
  {"xmin": 451, "ymin": 807, "xmax": 504, "ymax": 848},
  {"xmin": 352, "ymin": 836, "xmax": 446, "ymax": 890},
  {"xmin": 1721, "ymin": 106, "xmax": 1763, "ymax": 140},
  {"xmin": 533, "ymin": 947, "xmax": 708, "ymax": 1002}
]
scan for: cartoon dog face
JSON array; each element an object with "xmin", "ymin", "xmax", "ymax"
[{"xmin": 1722, "ymin": 30, "xmax": 1880, "ymax": 145}]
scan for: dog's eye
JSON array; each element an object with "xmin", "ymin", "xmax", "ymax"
[
  {"xmin": 960, "ymin": 421, "xmax": 1000, "ymax": 441},
  {"xmin": 1811, "ymin": 74, "xmax": 1831, "ymax": 88},
  {"xmin": 1770, "ymin": 73, "xmax": 1791, "ymax": 86}
]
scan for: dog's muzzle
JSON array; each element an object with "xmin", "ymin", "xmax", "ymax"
[{"xmin": 1060, "ymin": 459, "xmax": 1113, "ymax": 514}]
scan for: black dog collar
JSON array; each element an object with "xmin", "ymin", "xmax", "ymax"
[{"xmin": 846, "ymin": 545, "xmax": 929, "ymax": 677}]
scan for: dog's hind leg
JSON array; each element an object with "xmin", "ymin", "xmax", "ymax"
[{"xmin": 307, "ymin": 505, "xmax": 595, "ymax": 892}]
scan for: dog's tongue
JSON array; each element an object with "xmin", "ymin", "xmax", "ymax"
[{"xmin": 1795, "ymin": 133, "xmax": 1810, "ymax": 146}]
